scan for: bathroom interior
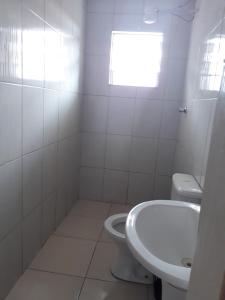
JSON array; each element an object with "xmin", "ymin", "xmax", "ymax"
[{"xmin": 0, "ymin": 0, "xmax": 225, "ymax": 299}]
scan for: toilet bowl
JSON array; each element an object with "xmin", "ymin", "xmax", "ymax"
[{"xmin": 104, "ymin": 213, "xmax": 153, "ymax": 284}]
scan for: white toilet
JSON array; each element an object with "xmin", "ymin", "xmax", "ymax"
[
  {"xmin": 171, "ymin": 173, "xmax": 202, "ymax": 204},
  {"xmin": 104, "ymin": 213, "xmax": 153, "ymax": 284},
  {"xmin": 104, "ymin": 173, "xmax": 202, "ymax": 289}
]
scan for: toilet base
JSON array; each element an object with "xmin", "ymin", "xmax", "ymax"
[{"xmin": 111, "ymin": 242, "xmax": 153, "ymax": 285}]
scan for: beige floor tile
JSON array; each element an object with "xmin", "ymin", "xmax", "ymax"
[
  {"xmin": 108, "ymin": 204, "xmax": 133, "ymax": 216},
  {"xmin": 87, "ymin": 242, "xmax": 118, "ymax": 282},
  {"xmin": 79, "ymin": 278, "xmax": 149, "ymax": 300},
  {"xmin": 70, "ymin": 200, "xmax": 110, "ymax": 219},
  {"xmin": 6, "ymin": 270, "xmax": 83, "ymax": 300},
  {"xmin": 55, "ymin": 215, "xmax": 103, "ymax": 240},
  {"xmin": 99, "ymin": 228, "xmax": 114, "ymax": 243},
  {"xmin": 31, "ymin": 236, "xmax": 95, "ymax": 277}
]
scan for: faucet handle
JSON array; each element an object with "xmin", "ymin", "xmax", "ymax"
[{"xmin": 179, "ymin": 106, "xmax": 188, "ymax": 113}]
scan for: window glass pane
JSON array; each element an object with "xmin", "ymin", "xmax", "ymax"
[{"xmin": 109, "ymin": 31, "xmax": 164, "ymax": 88}]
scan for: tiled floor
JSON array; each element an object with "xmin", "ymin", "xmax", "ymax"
[{"xmin": 6, "ymin": 200, "xmax": 153, "ymax": 300}]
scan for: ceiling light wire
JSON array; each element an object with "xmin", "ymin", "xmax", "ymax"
[{"xmin": 144, "ymin": 0, "xmax": 197, "ymax": 24}]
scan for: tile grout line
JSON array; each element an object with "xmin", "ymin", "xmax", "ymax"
[
  {"xmin": 77, "ymin": 202, "xmax": 113, "ymax": 299},
  {"xmin": 77, "ymin": 240, "xmax": 99, "ymax": 299},
  {"xmin": 28, "ymin": 266, "xmax": 130, "ymax": 285}
]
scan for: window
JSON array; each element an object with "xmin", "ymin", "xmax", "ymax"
[
  {"xmin": 200, "ymin": 34, "xmax": 225, "ymax": 92},
  {"xmin": 109, "ymin": 31, "xmax": 163, "ymax": 88}
]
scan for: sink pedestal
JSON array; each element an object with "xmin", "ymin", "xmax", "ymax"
[{"xmin": 162, "ymin": 281, "xmax": 186, "ymax": 300}]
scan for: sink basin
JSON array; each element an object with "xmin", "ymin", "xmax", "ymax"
[{"xmin": 126, "ymin": 200, "xmax": 200, "ymax": 290}]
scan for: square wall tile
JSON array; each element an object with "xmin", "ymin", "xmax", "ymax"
[
  {"xmin": 81, "ymin": 133, "xmax": 106, "ymax": 168},
  {"xmin": 59, "ymin": 92, "xmax": 76, "ymax": 139},
  {"xmin": 0, "ymin": 159, "xmax": 22, "ymax": 240},
  {"xmin": 103, "ymin": 170, "xmax": 128, "ymax": 203},
  {"xmin": 85, "ymin": 13, "xmax": 113, "ymax": 55},
  {"xmin": 0, "ymin": 0, "xmax": 22, "ymax": 83},
  {"xmin": 0, "ymin": 83, "xmax": 22, "ymax": 165},
  {"xmin": 113, "ymin": 14, "xmax": 142, "ymax": 31},
  {"xmin": 56, "ymin": 138, "xmax": 79, "ymax": 215},
  {"xmin": 105, "ymin": 135, "xmax": 131, "ymax": 171},
  {"xmin": 70, "ymin": 200, "xmax": 110, "ymax": 219},
  {"xmin": 6, "ymin": 270, "xmax": 83, "ymax": 300},
  {"xmin": 44, "ymin": 26, "xmax": 61, "ymax": 90},
  {"xmin": 154, "ymin": 176, "xmax": 172, "ymax": 199},
  {"xmin": 79, "ymin": 279, "xmax": 148, "ymax": 300},
  {"xmin": 79, "ymin": 167, "xmax": 104, "ymax": 201},
  {"xmin": 199, "ymin": 101, "xmax": 217, "ymax": 187},
  {"xmin": 61, "ymin": 2, "xmax": 76, "ymax": 38},
  {"xmin": 23, "ymin": 150, "xmax": 43, "ymax": 216},
  {"xmin": 128, "ymin": 173, "xmax": 154, "ymax": 205},
  {"xmin": 169, "ymin": 16, "xmax": 192, "ymax": 59},
  {"xmin": 83, "ymin": 55, "xmax": 110, "ymax": 96},
  {"xmin": 43, "ymin": 89, "xmax": 59, "ymax": 146},
  {"xmin": 73, "ymin": 94, "xmax": 81, "ymax": 133},
  {"xmin": 107, "ymin": 97, "xmax": 135, "ymax": 135},
  {"xmin": 114, "ymin": 0, "xmax": 144, "ymax": 14},
  {"xmin": 133, "ymin": 99, "xmax": 163, "ymax": 138},
  {"xmin": 31, "ymin": 236, "xmax": 95, "ymax": 277},
  {"xmin": 55, "ymin": 189, "xmax": 68, "ymax": 226},
  {"xmin": 136, "ymin": 86, "xmax": 163, "ymax": 101},
  {"xmin": 22, "ymin": 8, "xmax": 45, "ymax": 87},
  {"xmin": 164, "ymin": 59, "xmax": 187, "ymax": 101},
  {"xmin": 43, "ymin": 143, "xmax": 58, "ymax": 198},
  {"xmin": 23, "ymin": 86, "xmax": 44, "ymax": 154},
  {"xmin": 23, "ymin": 0, "xmax": 45, "ymax": 19},
  {"xmin": 160, "ymin": 102, "xmax": 180, "ymax": 139},
  {"xmin": 57, "ymin": 139, "xmax": 70, "ymax": 190},
  {"xmin": 130, "ymin": 137, "xmax": 157, "ymax": 174},
  {"xmin": 0, "ymin": 227, "xmax": 22, "ymax": 300},
  {"xmin": 45, "ymin": 0, "xmax": 61, "ymax": 32},
  {"xmin": 87, "ymin": 0, "xmax": 115, "ymax": 13},
  {"xmin": 157, "ymin": 140, "xmax": 176, "ymax": 175},
  {"xmin": 109, "ymin": 85, "xmax": 137, "ymax": 98},
  {"xmin": 41, "ymin": 193, "xmax": 56, "ymax": 244},
  {"xmin": 23, "ymin": 206, "xmax": 42, "ymax": 270},
  {"xmin": 61, "ymin": 37, "xmax": 81, "ymax": 92},
  {"xmin": 81, "ymin": 95, "xmax": 108, "ymax": 133},
  {"xmin": 66, "ymin": 185, "xmax": 78, "ymax": 214}
]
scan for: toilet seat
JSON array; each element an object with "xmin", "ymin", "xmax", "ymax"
[{"xmin": 104, "ymin": 213, "xmax": 128, "ymax": 242}]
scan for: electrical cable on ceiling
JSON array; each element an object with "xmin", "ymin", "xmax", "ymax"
[{"xmin": 144, "ymin": 0, "xmax": 197, "ymax": 24}]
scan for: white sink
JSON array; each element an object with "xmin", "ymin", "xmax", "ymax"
[{"xmin": 126, "ymin": 200, "xmax": 200, "ymax": 291}]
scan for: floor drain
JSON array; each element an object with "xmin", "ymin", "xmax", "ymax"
[{"xmin": 181, "ymin": 258, "xmax": 192, "ymax": 268}]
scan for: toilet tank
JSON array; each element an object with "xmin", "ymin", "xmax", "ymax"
[{"xmin": 171, "ymin": 174, "xmax": 202, "ymax": 204}]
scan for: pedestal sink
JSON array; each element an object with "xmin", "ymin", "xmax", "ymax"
[{"xmin": 126, "ymin": 200, "xmax": 200, "ymax": 300}]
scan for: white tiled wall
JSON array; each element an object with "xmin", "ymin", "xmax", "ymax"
[
  {"xmin": 187, "ymin": 13, "xmax": 225, "ymax": 299},
  {"xmin": 174, "ymin": 0, "xmax": 225, "ymax": 189},
  {"xmin": 80, "ymin": 0, "xmax": 192, "ymax": 203},
  {"xmin": 0, "ymin": 0, "xmax": 85, "ymax": 299}
]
